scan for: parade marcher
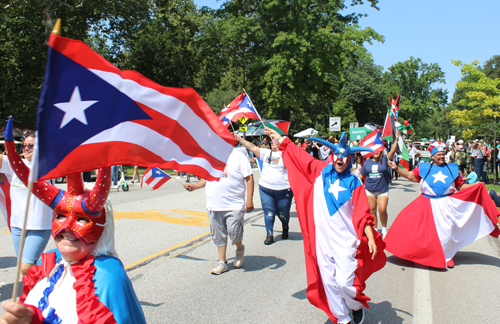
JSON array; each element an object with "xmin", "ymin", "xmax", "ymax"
[
  {"xmin": 0, "ymin": 132, "xmax": 53, "ymax": 276},
  {"xmin": 358, "ymin": 135, "xmax": 398, "ymax": 239},
  {"xmin": 0, "ymin": 128, "xmax": 146, "ymax": 324},
  {"xmin": 385, "ymin": 141, "xmax": 500, "ymax": 269},
  {"xmin": 353, "ymin": 155, "xmax": 363, "ymax": 177},
  {"xmin": 184, "ymin": 147, "xmax": 254, "ymax": 275},
  {"xmin": 234, "ymin": 134, "xmax": 293, "ymax": 245},
  {"xmin": 265, "ymin": 128, "xmax": 386, "ymax": 324}
]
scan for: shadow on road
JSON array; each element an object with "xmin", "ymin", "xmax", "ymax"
[
  {"xmin": 402, "ymin": 188, "xmax": 417, "ymax": 192},
  {"xmin": 386, "ymin": 255, "xmax": 447, "ymax": 272},
  {"xmin": 365, "ymin": 300, "xmax": 410, "ymax": 324},
  {"xmin": 453, "ymin": 251, "xmax": 500, "ymax": 268},
  {"xmin": 139, "ymin": 301, "xmax": 164, "ymax": 307},
  {"xmin": 321, "ymin": 300, "xmax": 410, "ymax": 324},
  {"xmin": 0, "ymin": 282, "xmax": 22, "ymax": 303},
  {"xmin": 235, "ymin": 255, "xmax": 286, "ymax": 272},
  {"xmin": 0, "ymin": 257, "xmax": 17, "ymax": 269},
  {"xmin": 291, "ymin": 288, "xmax": 307, "ymax": 300}
]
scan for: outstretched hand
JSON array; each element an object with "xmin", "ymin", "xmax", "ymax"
[
  {"xmin": 1, "ymin": 302, "xmax": 34, "ymax": 324},
  {"xmin": 264, "ymin": 127, "xmax": 283, "ymax": 146}
]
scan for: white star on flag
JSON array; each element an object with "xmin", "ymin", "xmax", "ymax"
[
  {"xmin": 339, "ymin": 148, "xmax": 345, "ymax": 154},
  {"xmin": 54, "ymin": 86, "xmax": 98, "ymax": 128},
  {"xmin": 328, "ymin": 179, "xmax": 347, "ymax": 200},
  {"xmin": 432, "ymin": 170, "xmax": 448, "ymax": 184}
]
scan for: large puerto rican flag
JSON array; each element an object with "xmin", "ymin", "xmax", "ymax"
[
  {"xmin": 34, "ymin": 34, "xmax": 235, "ymax": 182},
  {"xmin": 279, "ymin": 138, "xmax": 386, "ymax": 322},
  {"xmin": 0, "ymin": 176, "xmax": 11, "ymax": 231}
]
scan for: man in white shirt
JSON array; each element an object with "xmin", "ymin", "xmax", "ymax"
[{"xmin": 184, "ymin": 148, "xmax": 254, "ymax": 274}]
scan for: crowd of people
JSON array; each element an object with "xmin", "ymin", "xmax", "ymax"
[{"xmin": 1, "ymin": 127, "xmax": 500, "ymax": 324}]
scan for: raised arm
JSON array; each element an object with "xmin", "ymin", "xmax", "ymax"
[
  {"xmin": 234, "ymin": 133, "xmax": 261, "ymax": 159},
  {"xmin": 387, "ymin": 160, "xmax": 419, "ymax": 182},
  {"xmin": 387, "ymin": 133, "xmax": 399, "ymax": 161}
]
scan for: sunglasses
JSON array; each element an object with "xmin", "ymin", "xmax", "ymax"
[{"xmin": 22, "ymin": 144, "xmax": 34, "ymax": 150}]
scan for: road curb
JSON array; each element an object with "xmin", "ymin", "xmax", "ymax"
[{"xmin": 125, "ymin": 210, "xmax": 265, "ymax": 273}]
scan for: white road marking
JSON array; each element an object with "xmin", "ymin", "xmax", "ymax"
[{"xmin": 413, "ymin": 267, "xmax": 433, "ymax": 323}]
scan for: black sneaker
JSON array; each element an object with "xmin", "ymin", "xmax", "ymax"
[
  {"xmin": 282, "ymin": 226, "xmax": 289, "ymax": 239},
  {"xmin": 264, "ymin": 235, "xmax": 274, "ymax": 245},
  {"xmin": 352, "ymin": 308, "xmax": 364, "ymax": 324}
]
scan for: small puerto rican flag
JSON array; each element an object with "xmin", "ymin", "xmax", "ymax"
[{"xmin": 141, "ymin": 167, "xmax": 171, "ymax": 190}]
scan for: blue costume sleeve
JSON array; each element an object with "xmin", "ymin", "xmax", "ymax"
[{"xmin": 93, "ymin": 256, "xmax": 146, "ymax": 324}]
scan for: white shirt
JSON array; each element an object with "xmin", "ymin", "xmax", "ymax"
[
  {"xmin": 205, "ymin": 149, "xmax": 253, "ymax": 211},
  {"xmin": 258, "ymin": 148, "xmax": 290, "ymax": 190},
  {"xmin": 0, "ymin": 156, "xmax": 53, "ymax": 230},
  {"xmin": 319, "ymin": 146, "xmax": 331, "ymax": 161}
]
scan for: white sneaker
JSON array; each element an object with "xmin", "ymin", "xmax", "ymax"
[
  {"xmin": 234, "ymin": 245, "xmax": 245, "ymax": 268},
  {"xmin": 211, "ymin": 261, "xmax": 228, "ymax": 275},
  {"xmin": 382, "ymin": 228, "xmax": 388, "ymax": 239}
]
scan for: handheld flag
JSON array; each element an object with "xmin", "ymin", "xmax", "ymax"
[
  {"xmin": 141, "ymin": 167, "xmax": 171, "ymax": 190},
  {"xmin": 390, "ymin": 93, "xmax": 401, "ymax": 121},
  {"xmin": 381, "ymin": 112, "xmax": 393, "ymax": 141},
  {"xmin": 359, "ymin": 129, "xmax": 385, "ymax": 158},
  {"xmin": 218, "ymin": 92, "xmax": 261, "ymax": 122},
  {"xmin": 251, "ymin": 119, "xmax": 290, "ymax": 135},
  {"xmin": 398, "ymin": 136, "xmax": 410, "ymax": 170},
  {"xmin": 34, "ymin": 34, "xmax": 236, "ymax": 182}
]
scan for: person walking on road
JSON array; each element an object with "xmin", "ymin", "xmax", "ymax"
[
  {"xmin": 234, "ymin": 133, "xmax": 293, "ymax": 245},
  {"xmin": 358, "ymin": 134, "xmax": 398, "ymax": 239},
  {"xmin": 265, "ymin": 127, "xmax": 386, "ymax": 324},
  {"xmin": 184, "ymin": 148, "xmax": 254, "ymax": 275},
  {"xmin": 0, "ymin": 131, "xmax": 53, "ymax": 276},
  {"xmin": 385, "ymin": 141, "xmax": 500, "ymax": 269}
]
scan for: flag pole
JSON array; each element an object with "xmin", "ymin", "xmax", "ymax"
[
  {"xmin": 243, "ymin": 90, "xmax": 283, "ymax": 156},
  {"xmin": 10, "ymin": 19, "xmax": 62, "ymax": 302}
]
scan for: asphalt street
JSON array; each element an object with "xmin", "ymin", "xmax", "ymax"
[{"xmin": 1, "ymin": 170, "xmax": 500, "ymax": 323}]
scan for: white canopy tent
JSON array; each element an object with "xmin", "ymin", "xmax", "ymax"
[{"xmin": 294, "ymin": 128, "xmax": 319, "ymax": 138}]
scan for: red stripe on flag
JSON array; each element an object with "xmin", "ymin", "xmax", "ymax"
[
  {"xmin": 45, "ymin": 142, "xmax": 224, "ymax": 181},
  {"xmin": 48, "ymin": 35, "xmax": 235, "ymax": 147}
]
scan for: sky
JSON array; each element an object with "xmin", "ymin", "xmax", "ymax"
[{"xmin": 193, "ymin": 0, "xmax": 500, "ymax": 101}]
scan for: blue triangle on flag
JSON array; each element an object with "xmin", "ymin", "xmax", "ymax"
[
  {"xmin": 151, "ymin": 167, "xmax": 169, "ymax": 178},
  {"xmin": 37, "ymin": 48, "xmax": 151, "ymax": 175}
]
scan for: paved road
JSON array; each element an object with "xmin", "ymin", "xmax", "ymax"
[{"xmin": 1, "ymin": 171, "xmax": 499, "ymax": 323}]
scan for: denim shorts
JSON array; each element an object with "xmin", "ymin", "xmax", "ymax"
[{"xmin": 11, "ymin": 227, "xmax": 52, "ymax": 264}]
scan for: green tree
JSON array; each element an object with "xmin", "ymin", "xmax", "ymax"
[
  {"xmin": 197, "ymin": 0, "xmax": 383, "ymax": 134},
  {"xmin": 383, "ymin": 57, "xmax": 448, "ymax": 131},
  {"xmin": 448, "ymin": 59, "xmax": 500, "ymax": 181},
  {"xmin": 0, "ymin": 0, "xmax": 150, "ymax": 125}
]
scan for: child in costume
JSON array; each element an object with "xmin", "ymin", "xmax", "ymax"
[
  {"xmin": 266, "ymin": 128, "xmax": 386, "ymax": 324},
  {"xmin": 1, "ymin": 119, "xmax": 146, "ymax": 324},
  {"xmin": 386, "ymin": 141, "xmax": 500, "ymax": 268}
]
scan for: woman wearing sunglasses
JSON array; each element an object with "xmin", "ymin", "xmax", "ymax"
[
  {"xmin": 0, "ymin": 132, "xmax": 53, "ymax": 276},
  {"xmin": 235, "ymin": 133, "xmax": 293, "ymax": 245}
]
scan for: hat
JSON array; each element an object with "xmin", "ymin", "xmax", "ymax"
[
  {"xmin": 428, "ymin": 141, "xmax": 446, "ymax": 156},
  {"xmin": 458, "ymin": 139, "xmax": 464, "ymax": 144}
]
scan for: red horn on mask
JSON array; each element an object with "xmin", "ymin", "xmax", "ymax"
[
  {"xmin": 82, "ymin": 168, "xmax": 112, "ymax": 214},
  {"xmin": 4, "ymin": 141, "xmax": 63, "ymax": 209},
  {"xmin": 65, "ymin": 173, "xmax": 85, "ymax": 196}
]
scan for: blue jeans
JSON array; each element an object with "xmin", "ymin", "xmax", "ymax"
[
  {"xmin": 111, "ymin": 165, "xmax": 119, "ymax": 185},
  {"xmin": 259, "ymin": 186, "xmax": 293, "ymax": 235},
  {"xmin": 11, "ymin": 227, "xmax": 51, "ymax": 264},
  {"xmin": 490, "ymin": 190, "xmax": 500, "ymax": 207},
  {"xmin": 475, "ymin": 158, "xmax": 486, "ymax": 182}
]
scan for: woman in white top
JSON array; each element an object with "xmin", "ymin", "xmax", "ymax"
[
  {"xmin": 235, "ymin": 134, "xmax": 293, "ymax": 245},
  {"xmin": 0, "ymin": 132, "xmax": 53, "ymax": 275}
]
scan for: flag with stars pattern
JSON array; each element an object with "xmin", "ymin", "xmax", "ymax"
[
  {"xmin": 141, "ymin": 167, "xmax": 171, "ymax": 190},
  {"xmin": 34, "ymin": 34, "xmax": 236, "ymax": 182}
]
